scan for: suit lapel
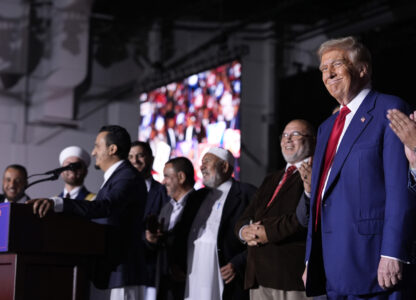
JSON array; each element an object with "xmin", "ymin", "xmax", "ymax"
[
  {"xmin": 310, "ymin": 116, "xmax": 337, "ymax": 203},
  {"xmin": 323, "ymin": 91, "xmax": 376, "ymax": 199},
  {"xmin": 160, "ymin": 200, "xmax": 173, "ymax": 230},
  {"xmin": 96, "ymin": 161, "xmax": 126, "ymax": 200},
  {"xmin": 145, "ymin": 179, "xmax": 157, "ymax": 216},
  {"xmin": 219, "ymin": 179, "xmax": 240, "ymax": 233},
  {"xmin": 261, "ymin": 170, "xmax": 295, "ymax": 214},
  {"xmin": 102, "ymin": 161, "xmax": 126, "ymax": 188},
  {"xmin": 76, "ymin": 186, "xmax": 88, "ymax": 200}
]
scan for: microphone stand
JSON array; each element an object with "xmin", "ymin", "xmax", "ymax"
[
  {"xmin": 26, "ymin": 174, "xmax": 60, "ymax": 190},
  {"xmin": 26, "ymin": 171, "xmax": 61, "ymax": 190}
]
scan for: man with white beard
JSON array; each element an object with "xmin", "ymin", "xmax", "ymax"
[{"xmin": 173, "ymin": 147, "xmax": 256, "ymax": 300}]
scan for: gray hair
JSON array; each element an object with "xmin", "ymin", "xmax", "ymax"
[{"xmin": 317, "ymin": 36, "xmax": 372, "ymax": 77}]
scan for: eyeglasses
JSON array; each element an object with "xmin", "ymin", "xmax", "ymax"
[{"xmin": 280, "ymin": 131, "xmax": 310, "ymax": 141}]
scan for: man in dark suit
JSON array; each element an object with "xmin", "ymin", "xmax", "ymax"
[
  {"xmin": 129, "ymin": 141, "xmax": 168, "ymax": 299},
  {"xmin": 57, "ymin": 145, "xmax": 96, "ymax": 201},
  {"xmin": 145, "ymin": 157, "xmax": 199, "ymax": 300},
  {"xmin": 235, "ymin": 119, "xmax": 315, "ymax": 300},
  {"xmin": 129, "ymin": 141, "xmax": 168, "ymax": 220},
  {"xmin": 173, "ymin": 147, "xmax": 256, "ymax": 300},
  {"xmin": 0, "ymin": 164, "xmax": 30, "ymax": 203},
  {"xmin": 29, "ymin": 125, "xmax": 148, "ymax": 300},
  {"xmin": 303, "ymin": 36, "xmax": 416, "ymax": 300}
]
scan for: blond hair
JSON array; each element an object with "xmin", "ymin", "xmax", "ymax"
[{"xmin": 318, "ymin": 36, "xmax": 372, "ymax": 77}]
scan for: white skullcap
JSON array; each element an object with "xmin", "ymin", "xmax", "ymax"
[
  {"xmin": 206, "ymin": 147, "xmax": 235, "ymax": 167},
  {"xmin": 59, "ymin": 146, "xmax": 91, "ymax": 167}
]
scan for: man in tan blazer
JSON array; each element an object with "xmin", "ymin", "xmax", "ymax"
[{"xmin": 235, "ymin": 119, "xmax": 316, "ymax": 300}]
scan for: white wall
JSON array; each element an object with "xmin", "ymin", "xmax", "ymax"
[{"xmin": 0, "ymin": 1, "xmax": 282, "ymax": 192}]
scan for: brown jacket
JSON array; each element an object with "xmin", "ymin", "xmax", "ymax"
[{"xmin": 235, "ymin": 170, "xmax": 306, "ymax": 291}]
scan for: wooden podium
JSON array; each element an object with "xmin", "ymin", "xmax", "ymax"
[{"xmin": 0, "ymin": 202, "xmax": 107, "ymax": 300}]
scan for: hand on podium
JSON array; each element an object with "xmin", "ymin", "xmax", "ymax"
[{"xmin": 26, "ymin": 198, "xmax": 55, "ymax": 218}]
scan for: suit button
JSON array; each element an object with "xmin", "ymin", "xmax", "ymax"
[{"xmin": 323, "ymin": 203, "xmax": 327, "ymax": 207}]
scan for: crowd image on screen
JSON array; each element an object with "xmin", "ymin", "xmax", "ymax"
[{"xmin": 138, "ymin": 60, "xmax": 242, "ymax": 186}]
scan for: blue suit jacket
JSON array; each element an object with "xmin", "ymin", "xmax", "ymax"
[
  {"xmin": 62, "ymin": 160, "xmax": 147, "ymax": 289},
  {"xmin": 305, "ymin": 91, "xmax": 416, "ymax": 296}
]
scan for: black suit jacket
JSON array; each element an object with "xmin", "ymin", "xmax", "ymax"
[
  {"xmin": 146, "ymin": 189, "xmax": 202, "ymax": 300},
  {"xmin": 235, "ymin": 170, "xmax": 307, "ymax": 291},
  {"xmin": 0, "ymin": 194, "xmax": 30, "ymax": 203},
  {"xmin": 62, "ymin": 160, "xmax": 147, "ymax": 289},
  {"xmin": 143, "ymin": 178, "xmax": 169, "ymax": 287},
  {"xmin": 144, "ymin": 179, "xmax": 169, "ymax": 218},
  {"xmin": 173, "ymin": 179, "xmax": 256, "ymax": 300}
]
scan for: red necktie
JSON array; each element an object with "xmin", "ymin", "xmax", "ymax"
[
  {"xmin": 266, "ymin": 165, "xmax": 297, "ymax": 208},
  {"xmin": 314, "ymin": 106, "xmax": 350, "ymax": 231}
]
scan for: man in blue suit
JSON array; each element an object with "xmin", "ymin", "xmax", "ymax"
[
  {"xmin": 29, "ymin": 125, "xmax": 148, "ymax": 300},
  {"xmin": 303, "ymin": 36, "xmax": 416, "ymax": 299}
]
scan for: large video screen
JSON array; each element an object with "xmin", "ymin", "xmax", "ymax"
[{"xmin": 138, "ymin": 60, "xmax": 241, "ymax": 187}]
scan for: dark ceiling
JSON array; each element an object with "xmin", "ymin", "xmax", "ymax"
[
  {"xmin": 91, "ymin": 0, "xmax": 414, "ymax": 29},
  {"xmin": 89, "ymin": 0, "xmax": 416, "ymax": 61}
]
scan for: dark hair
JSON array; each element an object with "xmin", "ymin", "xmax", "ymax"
[
  {"xmin": 99, "ymin": 125, "xmax": 131, "ymax": 160},
  {"xmin": 5, "ymin": 164, "xmax": 28, "ymax": 180},
  {"xmin": 131, "ymin": 141, "xmax": 153, "ymax": 157},
  {"xmin": 166, "ymin": 157, "xmax": 195, "ymax": 187}
]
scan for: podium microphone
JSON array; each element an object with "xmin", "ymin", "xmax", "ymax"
[
  {"xmin": 26, "ymin": 162, "xmax": 84, "ymax": 189},
  {"xmin": 44, "ymin": 162, "xmax": 83, "ymax": 176}
]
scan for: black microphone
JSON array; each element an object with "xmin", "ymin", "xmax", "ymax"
[{"xmin": 44, "ymin": 162, "xmax": 83, "ymax": 175}]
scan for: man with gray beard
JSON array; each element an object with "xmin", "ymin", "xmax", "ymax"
[
  {"xmin": 173, "ymin": 147, "xmax": 256, "ymax": 300},
  {"xmin": 235, "ymin": 119, "xmax": 316, "ymax": 300}
]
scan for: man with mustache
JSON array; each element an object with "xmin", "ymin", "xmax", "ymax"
[
  {"xmin": 173, "ymin": 147, "xmax": 256, "ymax": 300},
  {"xmin": 235, "ymin": 119, "xmax": 315, "ymax": 300}
]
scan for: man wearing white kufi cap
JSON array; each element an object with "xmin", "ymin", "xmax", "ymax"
[
  {"xmin": 174, "ymin": 147, "xmax": 257, "ymax": 300},
  {"xmin": 57, "ymin": 145, "xmax": 96, "ymax": 201}
]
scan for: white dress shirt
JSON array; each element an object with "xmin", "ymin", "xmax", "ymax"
[
  {"xmin": 321, "ymin": 87, "xmax": 370, "ymax": 198},
  {"xmin": 62, "ymin": 186, "xmax": 82, "ymax": 199},
  {"xmin": 159, "ymin": 189, "xmax": 192, "ymax": 231}
]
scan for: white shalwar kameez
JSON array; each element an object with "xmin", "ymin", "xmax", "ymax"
[{"xmin": 185, "ymin": 179, "xmax": 232, "ymax": 300}]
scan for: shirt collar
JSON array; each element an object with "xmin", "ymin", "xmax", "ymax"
[
  {"xmin": 145, "ymin": 177, "xmax": 152, "ymax": 192},
  {"xmin": 286, "ymin": 156, "xmax": 311, "ymax": 172},
  {"xmin": 64, "ymin": 186, "xmax": 82, "ymax": 198},
  {"xmin": 171, "ymin": 188, "xmax": 194, "ymax": 206},
  {"xmin": 103, "ymin": 160, "xmax": 124, "ymax": 185},
  {"xmin": 215, "ymin": 178, "xmax": 233, "ymax": 193},
  {"xmin": 342, "ymin": 86, "xmax": 371, "ymax": 115}
]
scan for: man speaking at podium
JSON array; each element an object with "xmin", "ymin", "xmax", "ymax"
[{"xmin": 27, "ymin": 125, "xmax": 148, "ymax": 300}]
